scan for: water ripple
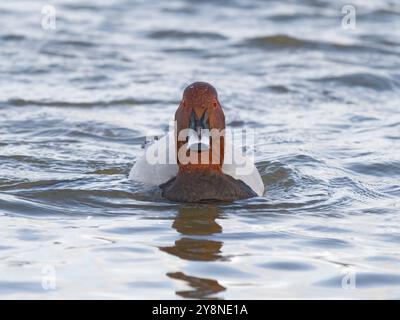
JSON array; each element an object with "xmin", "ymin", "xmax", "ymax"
[{"xmin": 0, "ymin": 0, "xmax": 399, "ymax": 299}]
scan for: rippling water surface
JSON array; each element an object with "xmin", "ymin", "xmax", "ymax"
[{"xmin": 1, "ymin": 0, "xmax": 400, "ymax": 299}]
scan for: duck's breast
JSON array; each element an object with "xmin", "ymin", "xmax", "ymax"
[{"xmin": 129, "ymin": 132, "xmax": 265, "ymax": 197}]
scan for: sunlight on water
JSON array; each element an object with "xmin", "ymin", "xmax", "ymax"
[{"xmin": 0, "ymin": 0, "xmax": 399, "ymax": 299}]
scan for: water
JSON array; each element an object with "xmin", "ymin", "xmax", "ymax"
[{"xmin": 0, "ymin": 0, "xmax": 400, "ymax": 299}]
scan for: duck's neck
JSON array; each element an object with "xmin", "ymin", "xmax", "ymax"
[
  {"xmin": 178, "ymin": 164, "xmax": 222, "ymax": 175},
  {"xmin": 176, "ymin": 135, "xmax": 225, "ymax": 174}
]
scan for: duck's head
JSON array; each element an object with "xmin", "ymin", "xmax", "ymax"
[{"xmin": 175, "ymin": 82, "xmax": 225, "ymax": 173}]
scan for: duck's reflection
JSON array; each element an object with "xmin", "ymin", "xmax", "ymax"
[
  {"xmin": 167, "ymin": 272, "xmax": 225, "ymax": 300},
  {"xmin": 162, "ymin": 237, "xmax": 223, "ymax": 261},
  {"xmin": 159, "ymin": 206, "xmax": 226, "ymax": 299}
]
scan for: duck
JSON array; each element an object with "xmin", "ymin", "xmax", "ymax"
[{"xmin": 129, "ymin": 82, "xmax": 264, "ymax": 202}]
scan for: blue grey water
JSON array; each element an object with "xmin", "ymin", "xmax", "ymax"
[{"xmin": 0, "ymin": 0, "xmax": 399, "ymax": 299}]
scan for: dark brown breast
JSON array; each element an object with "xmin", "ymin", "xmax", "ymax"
[{"xmin": 160, "ymin": 170, "xmax": 256, "ymax": 203}]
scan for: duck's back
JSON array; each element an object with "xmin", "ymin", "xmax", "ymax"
[{"xmin": 160, "ymin": 170, "xmax": 256, "ymax": 203}]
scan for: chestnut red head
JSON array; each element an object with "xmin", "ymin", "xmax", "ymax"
[{"xmin": 175, "ymin": 82, "xmax": 225, "ymax": 173}]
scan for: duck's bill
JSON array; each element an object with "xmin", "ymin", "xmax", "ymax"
[{"xmin": 187, "ymin": 129, "xmax": 210, "ymax": 152}]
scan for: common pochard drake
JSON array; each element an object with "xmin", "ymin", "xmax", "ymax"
[{"xmin": 129, "ymin": 82, "xmax": 264, "ymax": 202}]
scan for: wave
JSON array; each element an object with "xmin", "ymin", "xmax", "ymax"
[
  {"xmin": 309, "ymin": 73, "xmax": 399, "ymax": 91},
  {"xmin": 147, "ymin": 30, "xmax": 227, "ymax": 40},
  {"xmin": 1, "ymin": 34, "xmax": 26, "ymax": 42},
  {"xmin": 5, "ymin": 98, "xmax": 164, "ymax": 108},
  {"xmin": 242, "ymin": 34, "xmax": 313, "ymax": 49},
  {"xmin": 346, "ymin": 161, "xmax": 400, "ymax": 177},
  {"xmin": 240, "ymin": 34, "xmax": 397, "ymax": 56}
]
